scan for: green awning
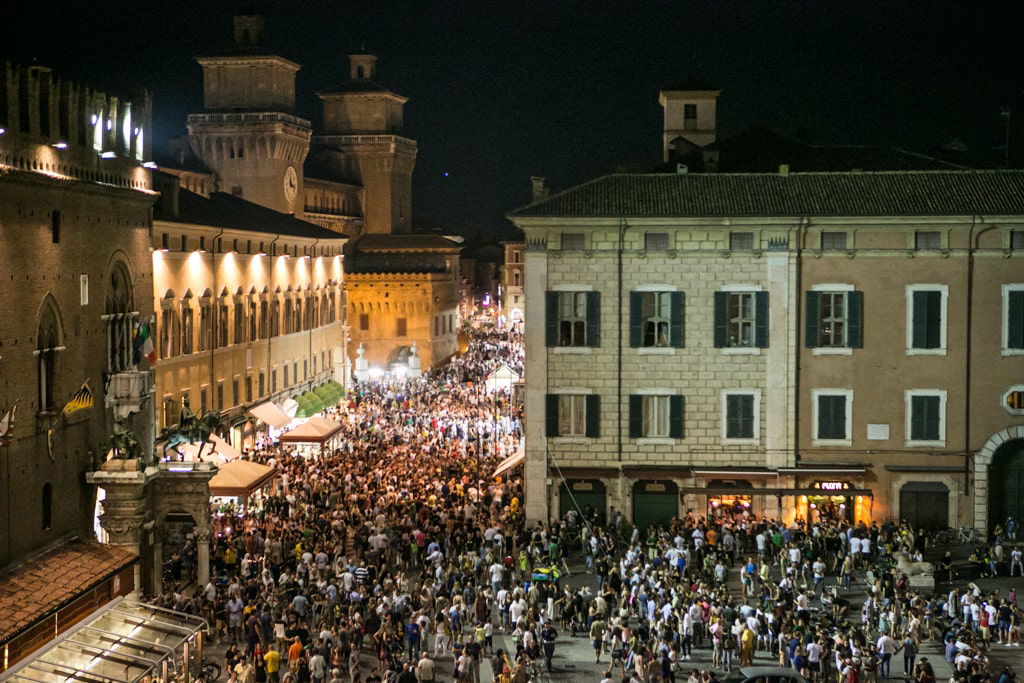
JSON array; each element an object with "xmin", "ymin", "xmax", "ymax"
[{"xmin": 294, "ymin": 392, "xmax": 324, "ymax": 418}]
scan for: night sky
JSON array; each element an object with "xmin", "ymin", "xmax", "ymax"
[{"xmin": 4, "ymin": 1, "xmax": 1023, "ymax": 244}]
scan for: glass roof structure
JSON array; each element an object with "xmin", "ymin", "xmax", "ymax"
[{"xmin": 2, "ymin": 598, "xmax": 206, "ymax": 683}]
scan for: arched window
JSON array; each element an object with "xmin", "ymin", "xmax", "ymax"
[
  {"xmin": 357, "ymin": 66, "xmax": 365, "ymax": 78},
  {"xmin": 269, "ymin": 291, "xmax": 280, "ymax": 337},
  {"xmin": 198, "ymin": 290, "xmax": 213, "ymax": 351},
  {"xmin": 248, "ymin": 289, "xmax": 258, "ymax": 341},
  {"xmin": 42, "ymin": 483, "xmax": 53, "ymax": 530},
  {"xmin": 36, "ymin": 298, "xmax": 63, "ymax": 411},
  {"xmin": 181, "ymin": 292, "xmax": 194, "ymax": 355},
  {"xmin": 284, "ymin": 297, "xmax": 294, "ymax": 335},
  {"xmin": 217, "ymin": 289, "xmax": 230, "ymax": 348},
  {"xmin": 160, "ymin": 290, "xmax": 179, "ymax": 359},
  {"xmin": 105, "ymin": 262, "xmax": 133, "ymax": 372},
  {"xmin": 513, "ymin": 269, "xmax": 521, "ymax": 287}
]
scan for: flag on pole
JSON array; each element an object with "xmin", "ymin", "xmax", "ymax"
[
  {"xmin": 62, "ymin": 382, "xmax": 94, "ymax": 416},
  {"xmin": 0, "ymin": 401, "xmax": 17, "ymax": 446},
  {"xmin": 132, "ymin": 319, "xmax": 157, "ymax": 365}
]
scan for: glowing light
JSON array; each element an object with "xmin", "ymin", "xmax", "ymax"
[
  {"xmin": 52, "ymin": 142, "xmax": 68, "ymax": 149},
  {"xmin": 159, "ymin": 247, "xmax": 169, "ymax": 253},
  {"xmin": 90, "ymin": 114, "xmax": 98, "ymax": 125},
  {"xmin": 257, "ymin": 251, "xmax": 267, "ymax": 257},
  {"xmin": 395, "ymin": 366, "xmax": 407, "ymax": 379},
  {"xmin": 142, "ymin": 161, "xmax": 158, "ymax": 168},
  {"xmin": 100, "ymin": 151, "xmax": 116, "ymax": 159},
  {"xmin": 368, "ymin": 367, "xmax": 383, "ymax": 380},
  {"xmin": 106, "ymin": 119, "xmax": 113, "ymax": 130},
  {"xmin": 0, "ymin": 127, "xmax": 5, "ymax": 134}
]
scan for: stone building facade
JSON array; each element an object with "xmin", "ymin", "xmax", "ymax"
[
  {"xmin": 0, "ymin": 62, "xmax": 154, "ymax": 666},
  {"xmin": 150, "ymin": 170, "xmax": 349, "ymax": 449},
  {"xmin": 509, "ymin": 171, "xmax": 1024, "ymax": 531},
  {"xmin": 501, "ymin": 241, "xmax": 525, "ymax": 326}
]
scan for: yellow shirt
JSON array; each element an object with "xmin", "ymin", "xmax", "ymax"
[{"xmin": 264, "ymin": 650, "xmax": 281, "ymax": 673}]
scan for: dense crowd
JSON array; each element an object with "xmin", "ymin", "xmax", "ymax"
[{"xmin": 150, "ymin": 324, "xmax": 1020, "ymax": 683}]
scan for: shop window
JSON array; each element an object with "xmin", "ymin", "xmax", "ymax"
[
  {"xmin": 545, "ymin": 393, "xmax": 600, "ymax": 438},
  {"xmin": 714, "ymin": 290, "xmax": 768, "ymax": 349},
  {"xmin": 906, "ymin": 285, "xmax": 947, "ymax": 354},
  {"xmin": 545, "ymin": 290, "xmax": 600, "ymax": 347}
]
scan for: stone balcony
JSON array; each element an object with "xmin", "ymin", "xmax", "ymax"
[{"xmin": 104, "ymin": 370, "xmax": 154, "ymax": 419}]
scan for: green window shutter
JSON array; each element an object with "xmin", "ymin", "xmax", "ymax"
[
  {"xmin": 545, "ymin": 394, "xmax": 560, "ymax": 437},
  {"xmin": 629, "ymin": 292, "xmax": 643, "ymax": 348},
  {"xmin": 754, "ymin": 291, "xmax": 770, "ymax": 348},
  {"xmin": 925, "ymin": 291, "xmax": 942, "ymax": 347},
  {"xmin": 713, "ymin": 292, "xmax": 727, "ymax": 348},
  {"xmin": 670, "ymin": 292, "xmax": 685, "ymax": 348},
  {"xmin": 847, "ymin": 291, "xmax": 863, "ymax": 348},
  {"xmin": 585, "ymin": 394, "xmax": 601, "ymax": 437},
  {"xmin": 1009, "ymin": 290, "xmax": 1024, "ymax": 349},
  {"xmin": 910, "ymin": 395, "xmax": 940, "ymax": 441},
  {"xmin": 818, "ymin": 395, "xmax": 845, "ymax": 440},
  {"xmin": 911, "ymin": 291, "xmax": 929, "ymax": 348},
  {"xmin": 628, "ymin": 394, "xmax": 643, "ymax": 438},
  {"xmin": 545, "ymin": 291, "xmax": 559, "ymax": 347},
  {"xmin": 817, "ymin": 396, "xmax": 831, "ymax": 439},
  {"xmin": 585, "ymin": 291, "xmax": 601, "ymax": 347},
  {"xmin": 805, "ymin": 291, "xmax": 821, "ymax": 348},
  {"xmin": 669, "ymin": 395, "xmax": 685, "ymax": 439}
]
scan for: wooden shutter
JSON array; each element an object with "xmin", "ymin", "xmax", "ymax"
[
  {"xmin": 1009, "ymin": 290, "xmax": 1024, "ymax": 349},
  {"xmin": 545, "ymin": 394, "xmax": 560, "ymax": 437},
  {"xmin": 912, "ymin": 290, "xmax": 941, "ymax": 349},
  {"xmin": 818, "ymin": 395, "xmax": 844, "ymax": 440},
  {"xmin": 628, "ymin": 394, "xmax": 643, "ymax": 438},
  {"xmin": 669, "ymin": 395, "xmax": 685, "ymax": 439},
  {"xmin": 754, "ymin": 291, "xmax": 770, "ymax": 348},
  {"xmin": 545, "ymin": 291, "xmax": 559, "ymax": 347},
  {"xmin": 585, "ymin": 394, "xmax": 601, "ymax": 438},
  {"xmin": 805, "ymin": 291, "xmax": 821, "ymax": 348},
  {"xmin": 670, "ymin": 292, "xmax": 685, "ymax": 348},
  {"xmin": 713, "ymin": 292, "xmax": 727, "ymax": 348},
  {"xmin": 847, "ymin": 291, "xmax": 863, "ymax": 348},
  {"xmin": 585, "ymin": 291, "xmax": 601, "ymax": 347},
  {"xmin": 629, "ymin": 292, "xmax": 643, "ymax": 348},
  {"xmin": 925, "ymin": 291, "xmax": 942, "ymax": 347}
]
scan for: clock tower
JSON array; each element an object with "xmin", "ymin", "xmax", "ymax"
[{"xmin": 186, "ymin": 15, "xmax": 311, "ymax": 214}]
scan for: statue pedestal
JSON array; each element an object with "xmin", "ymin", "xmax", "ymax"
[{"xmin": 353, "ymin": 343, "xmax": 370, "ymax": 382}]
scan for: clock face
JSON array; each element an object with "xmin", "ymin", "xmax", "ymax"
[{"xmin": 283, "ymin": 166, "xmax": 298, "ymax": 203}]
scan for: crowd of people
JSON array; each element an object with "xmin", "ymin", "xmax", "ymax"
[{"xmin": 148, "ymin": 322, "xmax": 1020, "ymax": 683}]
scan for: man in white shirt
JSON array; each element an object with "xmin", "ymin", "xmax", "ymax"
[
  {"xmin": 877, "ymin": 633, "xmax": 897, "ymax": 678},
  {"xmin": 489, "ymin": 561, "xmax": 505, "ymax": 594}
]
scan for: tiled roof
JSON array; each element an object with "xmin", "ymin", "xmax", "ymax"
[
  {"xmin": 510, "ymin": 170, "xmax": 1024, "ymax": 218},
  {"xmin": 0, "ymin": 538, "xmax": 137, "ymax": 644},
  {"xmin": 354, "ymin": 234, "xmax": 462, "ymax": 251}
]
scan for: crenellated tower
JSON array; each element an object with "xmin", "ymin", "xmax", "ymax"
[{"xmin": 186, "ymin": 15, "xmax": 311, "ymax": 214}]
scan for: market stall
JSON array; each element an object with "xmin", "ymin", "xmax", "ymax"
[
  {"xmin": 208, "ymin": 459, "xmax": 277, "ymax": 508},
  {"xmin": 277, "ymin": 416, "xmax": 344, "ymax": 456}
]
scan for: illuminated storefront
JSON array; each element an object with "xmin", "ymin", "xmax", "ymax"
[{"xmin": 794, "ymin": 480, "xmax": 873, "ymax": 525}]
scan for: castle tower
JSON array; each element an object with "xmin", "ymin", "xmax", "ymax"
[
  {"xmin": 315, "ymin": 53, "xmax": 416, "ymax": 234},
  {"xmin": 186, "ymin": 15, "xmax": 311, "ymax": 214},
  {"xmin": 659, "ymin": 85, "xmax": 720, "ymax": 162}
]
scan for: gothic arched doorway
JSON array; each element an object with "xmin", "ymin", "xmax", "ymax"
[{"xmin": 989, "ymin": 439, "xmax": 1024, "ymax": 532}]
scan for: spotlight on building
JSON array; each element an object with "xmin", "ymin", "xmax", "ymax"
[
  {"xmin": 52, "ymin": 142, "xmax": 68, "ymax": 149},
  {"xmin": 100, "ymin": 151, "xmax": 116, "ymax": 159},
  {"xmin": 0, "ymin": 128, "xmax": 6, "ymax": 135},
  {"xmin": 368, "ymin": 367, "xmax": 383, "ymax": 380},
  {"xmin": 394, "ymin": 366, "xmax": 407, "ymax": 380}
]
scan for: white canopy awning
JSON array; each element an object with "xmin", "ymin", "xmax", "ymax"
[
  {"xmin": 278, "ymin": 416, "xmax": 343, "ymax": 444},
  {"xmin": 492, "ymin": 450, "xmax": 525, "ymax": 477},
  {"xmin": 249, "ymin": 401, "xmax": 291, "ymax": 428}
]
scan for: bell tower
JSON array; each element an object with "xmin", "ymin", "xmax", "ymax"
[
  {"xmin": 186, "ymin": 15, "xmax": 311, "ymax": 214},
  {"xmin": 315, "ymin": 53, "xmax": 416, "ymax": 234}
]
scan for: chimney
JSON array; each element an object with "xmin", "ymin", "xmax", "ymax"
[
  {"xmin": 778, "ymin": 163, "xmax": 790, "ymax": 176},
  {"xmin": 676, "ymin": 163, "xmax": 688, "ymax": 175},
  {"xmin": 530, "ymin": 176, "xmax": 550, "ymax": 202}
]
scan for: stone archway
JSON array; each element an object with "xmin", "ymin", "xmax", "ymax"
[{"xmin": 973, "ymin": 426, "xmax": 1024, "ymax": 532}]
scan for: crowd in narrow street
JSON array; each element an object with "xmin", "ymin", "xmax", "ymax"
[{"xmin": 148, "ymin": 324, "xmax": 1021, "ymax": 683}]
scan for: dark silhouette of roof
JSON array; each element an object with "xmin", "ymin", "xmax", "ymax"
[
  {"xmin": 510, "ymin": 170, "xmax": 1024, "ymax": 218},
  {"xmin": 155, "ymin": 189, "xmax": 345, "ymax": 239}
]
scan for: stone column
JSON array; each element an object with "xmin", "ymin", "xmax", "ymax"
[
  {"xmin": 87, "ymin": 461, "xmax": 154, "ymax": 594},
  {"xmin": 150, "ymin": 527, "xmax": 163, "ymax": 596}
]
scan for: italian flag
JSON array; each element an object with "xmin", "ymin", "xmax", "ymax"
[{"xmin": 134, "ymin": 320, "xmax": 157, "ymax": 365}]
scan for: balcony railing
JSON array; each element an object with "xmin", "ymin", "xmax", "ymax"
[
  {"xmin": 105, "ymin": 370, "xmax": 154, "ymax": 419},
  {"xmin": 187, "ymin": 112, "xmax": 311, "ymax": 128}
]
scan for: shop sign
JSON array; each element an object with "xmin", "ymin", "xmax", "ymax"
[
  {"xmin": 645, "ymin": 482, "xmax": 667, "ymax": 492},
  {"xmin": 1003, "ymin": 386, "xmax": 1024, "ymax": 416},
  {"xmin": 817, "ymin": 481, "xmax": 848, "ymax": 491},
  {"xmin": 572, "ymin": 482, "xmax": 594, "ymax": 492}
]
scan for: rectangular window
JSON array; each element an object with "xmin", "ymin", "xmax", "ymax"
[
  {"xmin": 545, "ymin": 393, "xmax": 600, "ymax": 438},
  {"xmin": 561, "ymin": 233, "xmax": 585, "ymax": 250},
  {"xmin": 283, "ymin": 365, "xmax": 289, "ymax": 387},
  {"xmin": 683, "ymin": 103, "xmax": 697, "ymax": 120},
  {"xmin": 162, "ymin": 395, "xmax": 179, "ymax": 429},
  {"xmin": 245, "ymin": 375, "xmax": 252, "ymax": 403},
  {"xmin": 907, "ymin": 286, "xmax": 947, "ymax": 353},
  {"xmin": 1012, "ymin": 230, "xmax": 1024, "ymax": 250},
  {"xmin": 161, "ymin": 233, "xmax": 169, "ymax": 250},
  {"xmin": 641, "ymin": 395, "xmax": 671, "ymax": 438},
  {"xmin": 813, "ymin": 390, "xmax": 851, "ymax": 444},
  {"xmin": 200, "ymin": 386, "xmax": 208, "ymax": 415},
  {"xmin": 217, "ymin": 381, "xmax": 224, "ymax": 410},
  {"xmin": 915, "ymin": 230, "xmax": 941, "ymax": 250},
  {"xmin": 180, "ymin": 235, "xmax": 188, "ymax": 252},
  {"xmin": 359, "ymin": 313, "xmax": 369, "ymax": 331},
  {"xmin": 546, "ymin": 290, "xmax": 600, "ymax": 347},
  {"xmin": 1003, "ymin": 285, "xmax": 1024, "ymax": 353},
  {"xmin": 806, "ymin": 289, "xmax": 863, "ymax": 349},
  {"xmin": 199, "ymin": 236, "xmax": 207, "ymax": 252},
  {"xmin": 644, "ymin": 232, "xmax": 669, "ymax": 250},
  {"xmin": 259, "ymin": 372, "xmax": 265, "ymax": 397},
  {"xmin": 714, "ymin": 290, "xmax": 768, "ymax": 349},
  {"xmin": 723, "ymin": 392, "xmax": 757, "ymax": 441},
  {"xmin": 232, "ymin": 378, "xmax": 239, "ymax": 406},
  {"xmin": 906, "ymin": 390, "xmax": 946, "ymax": 445},
  {"xmin": 396, "ymin": 318, "xmax": 407, "ymax": 337},
  {"xmin": 729, "ymin": 232, "xmax": 754, "ymax": 251},
  {"xmin": 629, "ymin": 291, "xmax": 685, "ymax": 348},
  {"xmin": 821, "ymin": 231, "xmax": 847, "ymax": 250},
  {"xmin": 727, "ymin": 292, "xmax": 755, "ymax": 347},
  {"xmin": 272, "ymin": 368, "xmax": 277, "ymax": 393}
]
